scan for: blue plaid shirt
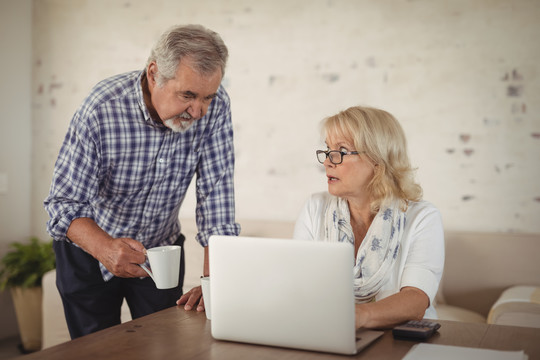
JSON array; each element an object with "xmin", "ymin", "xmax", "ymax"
[{"xmin": 44, "ymin": 70, "xmax": 240, "ymax": 281}]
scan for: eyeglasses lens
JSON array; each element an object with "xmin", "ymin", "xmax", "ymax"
[
  {"xmin": 317, "ymin": 150, "xmax": 342, "ymax": 164},
  {"xmin": 329, "ymin": 152, "xmax": 341, "ymax": 164}
]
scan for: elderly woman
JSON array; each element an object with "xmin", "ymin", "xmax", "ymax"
[{"xmin": 293, "ymin": 106, "xmax": 444, "ymax": 329}]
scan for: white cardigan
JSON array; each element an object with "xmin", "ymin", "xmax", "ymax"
[{"xmin": 293, "ymin": 192, "xmax": 445, "ymax": 319}]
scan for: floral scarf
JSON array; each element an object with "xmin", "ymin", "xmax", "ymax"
[{"xmin": 324, "ymin": 196, "xmax": 405, "ymax": 302}]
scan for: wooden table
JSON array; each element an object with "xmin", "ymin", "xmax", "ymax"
[{"xmin": 17, "ymin": 307, "xmax": 540, "ymax": 359}]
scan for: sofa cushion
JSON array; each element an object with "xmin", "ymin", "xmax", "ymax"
[
  {"xmin": 435, "ymin": 304, "xmax": 486, "ymax": 323},
  {"xmin": 443, "ymin": 231, "xmax": 540, "ymax": 317}
]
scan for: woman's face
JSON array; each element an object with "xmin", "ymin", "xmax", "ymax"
[{"xmin": 323, "ymin": 134, "xmax": 376, "ymax": 201}]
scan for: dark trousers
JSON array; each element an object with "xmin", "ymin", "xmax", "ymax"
[{"xmin": 53, "ymin": 235, "xmax": 185, "ymax": 339}]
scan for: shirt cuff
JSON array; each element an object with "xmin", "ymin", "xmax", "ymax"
[
  {"xmin": 196, "ymin": 223, "xmax": 241, "ymax": 247},
  {"xmin": 400, "ymin": 265, "xmax": 441, "ymax": 305},
  {"xmin": 50, "ymin": 208, "xmax": 95, "ymax": 241}
]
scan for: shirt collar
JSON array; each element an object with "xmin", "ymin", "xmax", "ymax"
[{"xmin": 136, "ymin": 71, "xmax": 165, "ymax": 129}]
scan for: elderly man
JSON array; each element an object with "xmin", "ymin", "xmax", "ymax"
[{"xmin": 44, "ymin": 24, "xmax": 240, "ymax": 338}]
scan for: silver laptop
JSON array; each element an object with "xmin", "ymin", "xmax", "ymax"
[{"xmin": 208, "ymin": 235, "xmax": 383, "ymax": 355}]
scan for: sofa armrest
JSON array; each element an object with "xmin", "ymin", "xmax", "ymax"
[{"xmin": 487, "ymin": 286, "xmax": 540, "ymax": 328}]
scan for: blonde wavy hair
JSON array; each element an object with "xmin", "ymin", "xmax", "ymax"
[{"xmin": 322, "ymin": 106, "xmax": 422, "ymax": 213}]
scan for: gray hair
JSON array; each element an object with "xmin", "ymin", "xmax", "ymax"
[{"xmin": 146, "ymin": 24, "xmax": 229, "ymax": 86}]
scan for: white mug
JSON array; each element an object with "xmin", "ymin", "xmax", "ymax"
[
  {"xmin": 140, "ymin": 245, "xmax": 181, "ymax": 289},
  {"xmin": 200, "ymin": 276, "xmax": 211, "ymax": 320}
]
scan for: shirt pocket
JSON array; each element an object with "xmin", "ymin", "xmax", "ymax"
[
  {"xmin": 164, "ymin": 149, "xmax": 198, "ymax": 201},
  {"xmin": 99, "ymin": 157, "xmax": 155, "ymax": 206}
]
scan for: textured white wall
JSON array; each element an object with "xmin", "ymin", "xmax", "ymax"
[
  {"xmin": 0, "ymin": 0, "xmax": 32, "ymax": 339},
  {"xmin": 32, "ymin": 0, "xmax": 540, "ymax": 237}
]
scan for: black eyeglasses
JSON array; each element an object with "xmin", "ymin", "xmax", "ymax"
[{"xmin": 316, "ymin": 149, "xmax": 362, "ymax": 165}]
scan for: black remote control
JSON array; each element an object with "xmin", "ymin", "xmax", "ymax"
[{"xmin": 392, "ymin": 320, "xmax": 441, "ymax": 340}]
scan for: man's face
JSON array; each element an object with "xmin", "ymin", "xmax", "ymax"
[{"xmin": 147, "ymin": 58, "xmax": 222, "ymax": 132}]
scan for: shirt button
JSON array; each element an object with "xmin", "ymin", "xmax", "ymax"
[{"xmin": 159, "ymin": 158, "xmax": 165, "ymax": 163}]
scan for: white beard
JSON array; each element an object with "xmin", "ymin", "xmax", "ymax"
[{"xmin": 163, "ymin": 112, "xmax": 196, "ymax": 133}]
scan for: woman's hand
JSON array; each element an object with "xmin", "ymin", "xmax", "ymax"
[{"xmin": 355, "ymin": 287, "xmax": 429, "ymax": 329}]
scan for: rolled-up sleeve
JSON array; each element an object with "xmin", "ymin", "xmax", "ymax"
[
  {"xmin": 44, "ymin": 112, "xmax": 99, "ymax": 241},
  {"xmin": 194, "ymin": 95, "xmax": 240, "ymax": 246}
]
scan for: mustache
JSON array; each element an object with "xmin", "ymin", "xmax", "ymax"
[
  {"xmin": 163, "ymin": 111, "xmax": 196, "ymax": 133},
  {"xmin": 178, "ymin": 112, "xmax": 192, "ymax": 120}
]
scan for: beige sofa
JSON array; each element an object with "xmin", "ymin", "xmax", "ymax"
[{"xmin": 41, "ymin": 218, "xmax": 540, "ymax": 349}]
